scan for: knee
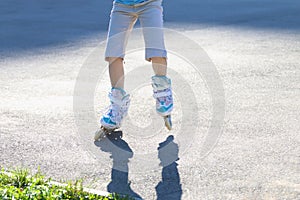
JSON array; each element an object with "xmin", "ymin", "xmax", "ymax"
[
  {"xmin": 151, "ymin": 57, "xmax": 167, "ymax": 65},
  {"xmin": 151, "ymin": 57, "xmax": 166, "ymax": 63},
  {"xmin": 106, "ymin": 57, "xmax": 123, "ymax": 65}
]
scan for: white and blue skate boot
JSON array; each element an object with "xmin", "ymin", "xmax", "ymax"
[
  {"xmin": 95, "ymin": 87, "xmax": 130, "ymax": 141},
  {"xmin": 152, "ymin": 75, "xmax": 173, "ymax": 130}
]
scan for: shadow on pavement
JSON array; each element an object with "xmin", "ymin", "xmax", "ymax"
[
  {"xmin": 0, "ymin": 0, "xmax": 112, "ymax": 54},
  {"xmin": 94, "ymin": 132, "xmax": 142, "ymax": 199},
  {"xmin": 94, "ymin": 133, "xmax": 182, "ymax": 199},
  {"xmin": 1, "ymin": 0, "xmax": 299, "ymax": 55},
  {"xmin": 164, "ymin": 0, "xmax": 300, "ymax": 30},
  {"xmin": 155, "ymin": 135, "xmax": 182, "ymax": 200}
]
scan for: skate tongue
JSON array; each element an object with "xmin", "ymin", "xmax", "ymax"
[
  {"xmin": 151, "ymin": 75, "xmax": 171, "ymax": 91},
  {"xmin": 110, "ymin": 88, "xmax": 125, "ymax": 101},
  {"xmin": 109, "ymin": 88, "xmax": 130, "ymax": 106},
  {"xmin": 111, "ymin": 87, "xmax": 127, "ymax": 96}
]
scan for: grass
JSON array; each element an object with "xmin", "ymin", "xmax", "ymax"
[{"xmin": 0, "ymin": 168, "xmax": 132, "ymax": 200}]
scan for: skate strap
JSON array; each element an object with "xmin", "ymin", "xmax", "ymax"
[
  {"xmin": 109, "ymin": 93, "xmax": 130, "ymax": 105},
  {"xmin": 153, "ymin": 89, "xmax": 172, "ymax": 98}
]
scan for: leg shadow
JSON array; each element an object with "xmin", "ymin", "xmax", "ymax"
[
  {"xmin": 94, "ymin": 131, "xmax": 141, "ymax": 199},
  {"xmin": 155, "ymin": 135, "xmax": 182, "ymax": 200}
]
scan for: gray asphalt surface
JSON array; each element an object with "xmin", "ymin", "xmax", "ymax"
[{"xmin": 0, "ymin": 0, "xmax": 299, "ymax": 199}]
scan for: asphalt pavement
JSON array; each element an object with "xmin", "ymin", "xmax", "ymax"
[{"xmin": 0, "ymin": 0, "xmax": 299, "ymax": 199}]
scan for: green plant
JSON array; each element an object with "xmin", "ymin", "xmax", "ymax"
[{"xmin": 0, "ymin": 168, "xmax": 133, "ymax": 200}]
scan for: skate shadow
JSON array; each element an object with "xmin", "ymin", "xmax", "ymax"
[
  {"xmin": 94, "ymin": 131, "xmax": 142, "ymax": 199},
  {"xmin": 155, "ymin": 135, "xmax": 182, "ymax": 200}
]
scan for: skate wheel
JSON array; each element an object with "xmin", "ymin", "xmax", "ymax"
[
  {"xmin": 94, "ymin": 129, "xmax": 105, "ymax": 141},
  {"xmin": 94, "ymin": 126, "xmax": 112, "ymax": 141},
  {"xmin": 164, "ymin": 115, "xmax": 172, "ymax": 130}
]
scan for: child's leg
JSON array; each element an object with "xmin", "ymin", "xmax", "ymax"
[
  {"xmin": 151, "ymin": 57, "xmax": 167, "ymax": 76},
  {"xmin": 138, "ymin": 1, "xmax": 168, "ymax": 74},
  {"xmin": 105, "ymin": 3, "xmax": 138, "ymax": 89},
  {"xmin": 138, "ymin": 1, "xmax": 173, "ymax": 129},
  {"xmin": 138, "ymin": 0, "xmax": 168, "ymax": 74},
  {"xmin": 107, "ymin": 57, "xmax": 124, "ymax": 89},
  {"xmin": 100, "ymin": 4, "xmax": 137, "ymax": 131}
]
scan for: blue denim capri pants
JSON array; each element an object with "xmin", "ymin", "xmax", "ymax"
[{"xmin": 105, "ymin": 0, "xmax": 167, "ymax": 62}]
